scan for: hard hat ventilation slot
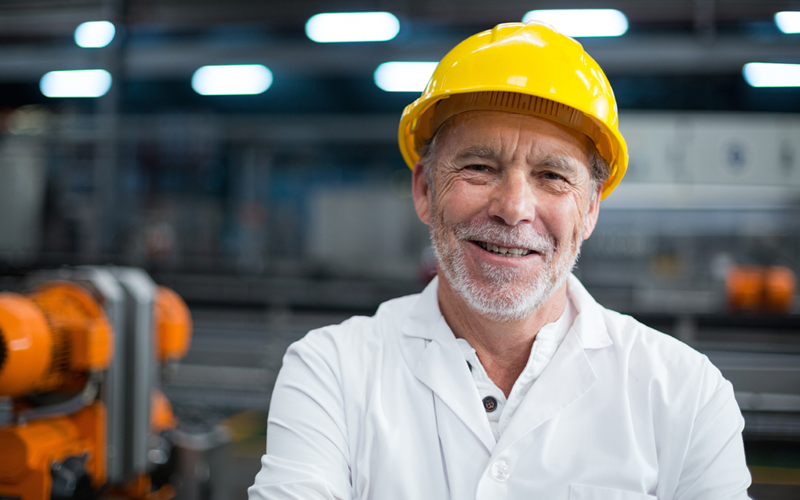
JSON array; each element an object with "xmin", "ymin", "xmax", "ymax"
[{"xmin": 429, "ymin": 91, "xmax": 589, "ymax": 141}]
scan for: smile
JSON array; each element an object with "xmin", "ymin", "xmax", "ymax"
[{"xmin": 475, "ymin": 241, "xmax": 533, "ymax": 257}]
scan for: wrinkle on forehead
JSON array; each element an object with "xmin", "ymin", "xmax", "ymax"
[{"xmin": 448, "ymin": 111, "xmax": 588, "ymax": 156}]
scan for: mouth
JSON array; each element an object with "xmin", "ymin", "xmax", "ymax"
[{"xmin": 474, "ymin": 240, "xmax": 534, "ymax": 257}]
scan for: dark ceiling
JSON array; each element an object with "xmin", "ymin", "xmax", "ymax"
[{"xmin": 0, "ymin": 0, "xmax": 799, "ymax": 113}]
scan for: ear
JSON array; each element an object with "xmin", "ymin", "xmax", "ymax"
[
  {"xmin": 581, "ymin": 184, "xmax": 603, "ymax": 240},
  {"xmin": 412, "ymin": 161, "xmax": 432, "ymax": 225}
]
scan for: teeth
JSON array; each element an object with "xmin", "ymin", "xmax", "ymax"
[{"xmin": 479, "ymin": 241, "xmax": 531, "ymax": 257}]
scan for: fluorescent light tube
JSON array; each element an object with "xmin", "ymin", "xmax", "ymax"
[
  {"xmin": 192, "ymin": 65, "xmax": 273, "ymax": 96},
  {"xmin": 306, "ymin": 12, "xmax": 400, "ymax": 43},
  {"xmin": 743, "ymin": 63, "xmax": 800, "ymax": 87},
  {"xmin": 374, "ymin": 62, "xmax": 438, "ymax": 92},
  {"xmin": 74, "ymin": 21, "xmax": 116, "ymax": 48},
  {"xmin": 522, "ymin": 9, "xmax": 628, "ymax": 37},
  {"xmin": 775, "ymin": 11, "xmax": 800, "ymax": 34},
  {"xmin": 40, "ymin": 69, "xmax": 112, "ymax": 98}
]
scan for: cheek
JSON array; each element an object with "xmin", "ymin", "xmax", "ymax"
[
  {"xmin": 544, "ymin": 196, "xmax": 588, "ymax": 242},
  {"xmin": 433, "ymin": 179, "xmax": 485, "ymax": 219}
]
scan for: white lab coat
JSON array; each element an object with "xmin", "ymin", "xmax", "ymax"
[{"xmin": 249, "ymin": 275, "xmax": 751, "ymax": 500}]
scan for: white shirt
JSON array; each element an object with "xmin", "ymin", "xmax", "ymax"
[
  {"xmin": 249, "ymin": 275, "xmax": 751, "ymax": 500},
  {"xmin": 457, "ymin": 295, "xmax": 576, "ymax": 440}
]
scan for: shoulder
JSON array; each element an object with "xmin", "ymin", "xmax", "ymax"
[
  {"xmin": 600, "ymin": 307, "xmax": 729, "ymax": 409},
  {"xmin": 603, "ymin": 308, "xmax": 710, "ymax": 370},
  {"xmin": 603, "ymin": 308, "xmax": 704, "ymax": 365},
  {"xmin": 569, "ymin": 275, "xmax": 714, "ymax": 381},
  {"xmin": 286, "ymin": 291, "xmax": 421, "ymax": 367}
]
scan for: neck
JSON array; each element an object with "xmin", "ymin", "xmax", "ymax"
[{"xmin": 437, "ymin": 275, "xmax": 567, "ymax": 397}]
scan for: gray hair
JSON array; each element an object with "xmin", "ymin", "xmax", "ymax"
[{"xmin": 418, "ymin": 116, "xmax": 611, "ymax": 200}]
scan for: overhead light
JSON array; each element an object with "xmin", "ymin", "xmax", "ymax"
[
  {"xmin": 306, "ymin": 12, "xmax": 400, "ymax": 43},
  {"xmin": 522, "ymin": 9, "xmax": 628, "ymax": 37},
  {"xmin": 743, "ymin": 63, "xmax": 800, "ymax": 87},
  {"xmin": 374, "ymin": 62, "xmax": 438, "ymax": 92},
  {"xmin": 40, "ymin": 69, "xmax": 112, "ymax": 98},
  {"xmin": 74, "ymin": 21, "xmax": 116, "ymax": 48},
  {"xmin": 775, "ymin": 11, "xmax": 800, "ymax": 34},
  {"xmin": 191, "ymin": 65, "xmax": 273, "ymax": 96}
]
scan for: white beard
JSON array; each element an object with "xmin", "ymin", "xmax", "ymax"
[{"xmin": 430, "ymin": 213, "xmax": 586, "ymax": 322}]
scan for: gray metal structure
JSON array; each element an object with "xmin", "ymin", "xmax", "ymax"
[
  {"xmin": 110, "ymin": 267, "xmax": 158, "ymax": 477},
  {"xmin": 24, "ymin": 266, "xmax": 160, "ymax": 486}
]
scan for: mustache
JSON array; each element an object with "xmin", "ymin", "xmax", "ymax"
[{"xmin": 451, "ymin": 219, "xmax": 556, "ymax": 253}]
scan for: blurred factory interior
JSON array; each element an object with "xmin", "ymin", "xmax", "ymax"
[{"xmin": 0, "ymin": 0, "xmax": 800, "ymax": 499}]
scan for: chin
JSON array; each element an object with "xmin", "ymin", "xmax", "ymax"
[
  {"xmin": 456, "ymin": 273, "xmax": 565, "ymax": 322},
  {"xmin": 429, "ymin": 212, "xmax": 585, "ymax": 322}
]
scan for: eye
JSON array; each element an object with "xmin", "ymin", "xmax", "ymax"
[
  {"xmin": 463, "ymin": 164, "xmax": 491, "ymax": 173},
  {"xmin": 541, "ymin": 171, "xmax": 565, "ymax": 181}
]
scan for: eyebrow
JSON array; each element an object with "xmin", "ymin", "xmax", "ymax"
[
  {"xmin": 454, "ymin": 145, "xmax": 499, "ymax": 162},
  {"xmin": 536, "ymin": 154, "xmax": 578, "ymax": 176}
]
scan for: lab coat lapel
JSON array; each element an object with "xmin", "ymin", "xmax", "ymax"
[
  {"xmin": 400, "ymin": 278, "xmax": 496, "ymax": 453},
  {"xmin": 494, "ymin": 326, "xmax": 598, "ymax": 455},
  {"xmin": 493, "ymin": 276, "xmax": 612, "ymax": 453},
  {"xmin": 413, "ymin": 317, "xmax": 496, "ymax": 453}
]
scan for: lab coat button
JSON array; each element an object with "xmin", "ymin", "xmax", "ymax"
[{"xmin": 490, "ymin": 460, "xmax": 510, "ymax": 481}]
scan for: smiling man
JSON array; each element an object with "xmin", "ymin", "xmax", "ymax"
[{"xmin": 250, "ymin": 22, "xmax": 751, "ymax": 500}]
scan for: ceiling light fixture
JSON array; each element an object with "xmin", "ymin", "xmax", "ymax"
[
  {"xmin": 306, "ymin": 12, "xmax": 400, "ymax": 43},
  {"xmin": 191, "ymin": 65, "xmax": 273, "ymax": 96},
  {"xmin": 74, "ymin": 21, "xmax": 116, "ymax": 48},
  {"xmin": 374, "ymin": 62, "xmax": 438, "ymax": 92},
  {"xmin": 40, "ymin": 69, "xmax": 112, "ymax": 98},
  {"xmin": 775, "ymin": 11, "xmax": 800, "ymax": 34},
  {"xmin": 743, "ymin": 62, "xmax": 800, "ymax": 87},
  {"xmin": 522, "ymin": 9, "xmax": 628, "ymax": 37}
]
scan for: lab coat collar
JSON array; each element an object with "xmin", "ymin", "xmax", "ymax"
[
  {"xmin": 495, "ymin": 277, "xmax": 611, "ymax": 453},
  {"xmin": 401, "ymin": 276, "xmax": 441, "ymax": 340},
  {"xmin": 566, "ymin": 274, "xmax": 613, "ymax": 350},
  {"xmin": 493, "ymin": 325, "xmax": 599, "ymax": 455},
  {"xmin": 400, "ymin": 277, "xmax": 496, "ymax": 451},
  {"xmin": 398, "ymin": 274, "xmax": 613, "ymax": 454}
]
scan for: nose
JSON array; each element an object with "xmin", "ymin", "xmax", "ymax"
[{"xmin": 487, "ymin": 170, "xmax": 535, "ymax": 226}]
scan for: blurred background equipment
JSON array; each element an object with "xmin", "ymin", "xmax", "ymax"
[
  {"xmin": 0, "ymin": 0, "xmax": 799, "ymax": 498},
  {"xmin": 0, "ymin": 267, "xmax": 192, "ymax": 500}
]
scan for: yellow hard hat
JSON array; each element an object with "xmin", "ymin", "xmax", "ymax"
[{"xmin": 398, "ymin": 22, "xmax": 628, "ymax": 199}]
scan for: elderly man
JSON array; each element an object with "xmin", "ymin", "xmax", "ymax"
[{"xmin": 249, "ymin": 22, "xmax": 751, "ymax": 499}]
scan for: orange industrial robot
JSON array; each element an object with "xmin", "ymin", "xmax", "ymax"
[{"xmin": 0, "ymin": 267, "xmax": 192, "ymax": 500}]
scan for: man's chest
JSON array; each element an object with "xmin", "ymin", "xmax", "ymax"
[{"xmin": 342, "ymin": 361, "xmax": 661, "ymax": 500}]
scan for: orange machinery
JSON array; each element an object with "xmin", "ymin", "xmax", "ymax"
[
  {"xmin": 0, "ymin": 267, "xmax": 192, "ymax": 500},
  {"xmin": 726, "ymin": 265, "xmax": 797, "ymax": 314}
]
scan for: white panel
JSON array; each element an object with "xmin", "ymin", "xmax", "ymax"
[
  {"xmin": 687, "ymin": 115, "xmax": 783, "ymax": 186},
  {"xmin": 777, "ymin": 116, "xmax": 800, "ymax": 187},
  {"xmin": 617, "ymin": 112, "xmax": 800, "ymax": 190}
]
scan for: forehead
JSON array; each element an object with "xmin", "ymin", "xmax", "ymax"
[{"xmin": 437, "ymin": 110, "xmax": 591, "ymax": 165}]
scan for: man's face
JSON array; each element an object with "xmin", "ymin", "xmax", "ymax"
[{"xmin": 412, "ymin": 110, "xmax": 602, "ymax": 322}]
